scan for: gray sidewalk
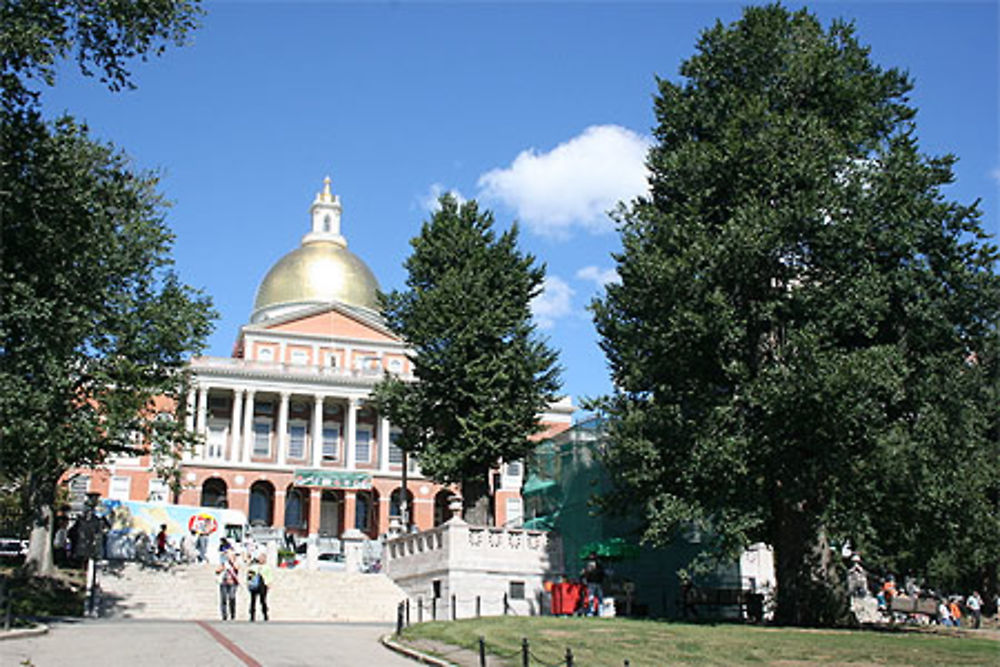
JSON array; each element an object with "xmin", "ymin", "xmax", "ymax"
[{"xmin": 0, "ymin": 619, "xmax": 417, "ymax": 666}]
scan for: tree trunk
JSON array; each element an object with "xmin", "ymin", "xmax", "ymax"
[
  {"xmin": 772, "ymin": 502, "xmax": 848, "ymax": 626},
  {"xmin": 461, "ymin": 474, "xmax": 493, "ymax": 526},
  {"xmin": 24, "ymin": 495, "xmax": 55, "ymax": 576}
]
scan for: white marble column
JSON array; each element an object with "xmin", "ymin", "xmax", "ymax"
[
  {"xmin": 242, "ymin": 390, "xmax": 256, "ymax": 463},
  {"xmin": 277, "ymin": 391, "xmax": 290, "ymax": 466},
  {"xmin": 345, "ymin": 398, "xmax": 358, "ymax": 470},
  {"xmin": 312, "ymin": 395, "xmax": 325, "ymax": 468},
  {"xmin": 196, "ymin": 386, "xmax": 209, "ymax": 460},
  {"xmin": 230, "ymin": 388, "xmax": 244, "ymax": 463},
  {"xmin": 379, "ymin": 415, "xmax": 391, "ymax": 473},
  {"xmin": 183, "ymin": 388, "xmax": 196, "ymax": 461}
]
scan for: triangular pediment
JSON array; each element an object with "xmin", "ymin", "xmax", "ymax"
[{"xmin": 245, "ymin": 303, "xmax": 400, "ymax": 344}]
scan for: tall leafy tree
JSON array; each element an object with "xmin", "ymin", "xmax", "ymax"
[
  {"xmin": 592, "ymin": 5, "xmax": 999, "ymax": 626},
  {"xmin": 1, "ymin": 0, "xmax": 213, "ymax": 574},
  {"xmin": 373, "ymin": 196, "xmax": 561, "ymax": 525}
]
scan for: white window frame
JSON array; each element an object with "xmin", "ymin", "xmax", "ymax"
[
  {"xmin": 322, "ymin": 423, "xmax": 341, "ymax": 460},
  {"xmin": 258, "ymin": 347, "xmax": 274, "ymax": 362},
  {"xmin": 505, "ymin": 497, "xmax": 524, "ymax": 528},
  {"xmin": 147, "ymin": 479, "xmax": 169, "ymax": 503},
  {"xmin": 288, "ymin": 420, "xmax": 307, "ymax": 459},
  {"xmin": 109, "ymin": 475, "xmax": 131, "ymax": 501},
  {"xmin": 355, "ymin": 425, "xmax": 373, "ymax": 463},
  {"xmin": 252, "ymin": 418, "xmax": 271, "ymax": 457},
  {"xmin": 290, "ymin": 349, "xmax": 308, "ymax": 366},
  {"xmin": 388, "ymin": 428, "xmax": 403, "ymax": 465},
  {"xmin": 206, "ymin": 419, "xmax": 228, "ymax": 460}
]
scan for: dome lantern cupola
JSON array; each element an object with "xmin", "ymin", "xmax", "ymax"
[{"xmin": 251, "ymin": 177, "xmax": 381, "ymax": 323}]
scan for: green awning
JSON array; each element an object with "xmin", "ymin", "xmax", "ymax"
[
  {"xmin": 523, "ymin": 515, "xmax": 556, "ymax": 530},
  {"xmin": 578, "ymin": 537, "xmax": 641, "ymax": 561},
  {"xmin": 293, "ymin": 469, "xmax": 372, "ymax": 490}
]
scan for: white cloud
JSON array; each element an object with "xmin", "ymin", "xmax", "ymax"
[
  {"xmin": 531, "ymin": 275, "xmax": 574, "ymax": 329},
  {"xmin": 990, "ymin": 167, "xmax": 1000, "ymax": 185},
  {"xmin": 477, "ymin": 125, "xmax": 651, "ymax": 238},
  {"xmin": 420, "ymin": 183, "xmax": 467, "ymax": 212},
  {"xmin": 576, "ymin": 265, "xmax": 620, "ymax": 289}
]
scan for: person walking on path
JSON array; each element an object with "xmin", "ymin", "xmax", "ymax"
[
  {"xmin": 966, "ymin": 591, "xmax": 982, "ymax": 629},
  {"xmin": 580, "ymin": 552, "xmax": 606, "ymax": 617},
  {"xmin": 155, "ymin": 524, "xmax": 168, "ymax": 560},
  {"xmin": 217, "ymin": 550, "xmax": 240, "ymax": 621},
  {"xmin": 247, "ymin": 553, "xmax": 273, "ymax": 622}
]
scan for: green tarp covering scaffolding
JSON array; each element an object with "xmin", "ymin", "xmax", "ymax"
[{"xmin": 523, "ymin": 418, "xmax": 736, "ymax": 617}]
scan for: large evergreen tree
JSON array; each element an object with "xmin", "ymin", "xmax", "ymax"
[
  {"xmin": 1, "ymin": 0, "xmax": 213, "ymax": 574},
  {"xmin": 592, "ymin": 5, "xmax": 1000, "ymax": 626},
  {"xmin": 372, "ymin": 195, "xmax": 561, "ymax": 525}
]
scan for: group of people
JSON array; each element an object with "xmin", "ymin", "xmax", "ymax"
[
  {"xmin": 216, "ymin": 537, "xmax": 274, "ymax": 622},
  {"xmin": 876, "ymin": 572, "xmax": 989, "ymax": 629},
  {"xmin": 150, "ymin": 524, "xmax": 210, "ymax": 564}
]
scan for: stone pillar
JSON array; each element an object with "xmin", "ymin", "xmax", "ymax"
[
  {"xmin": 306, "ymin": 488, "xmax": 322, "ymax": 569},
  {"xmin": 230, "ymin": 388, "xmax": 243, "ymax": 462},
  {"xmin": 277, "ymin": 391, "xmax": 290, "ymax": 466},
  {"xmin": 379, "ymin": 415, "xmax": 391, "ymax": 473},
  {"xmin": 183, "ymin": 388, "xmax": 196, "ymax": 461},
  {"xmin": 242, "ymin": 390, "xmax": 256, "ymax": 463},
  {"xmin": 343, "ymin": 490, "xmax": 357, "ymax": 535},
  {"xmin": 273, "ymin": 488, "xmax": 286, "ymax": 530},
  {"xmin": 341, "ymin": 527, "xmax": 367, "ymax": 573},
  {"xmin": 196, "ymin": 386, "xmax": 208, "ymax": 459},
  {"xmin": 312, "ymin": 395, "xmax": 324, "ymax": 468},
  {"xmin": 345, "ymin": 398, "xmax": 358, "ymax": 470}
]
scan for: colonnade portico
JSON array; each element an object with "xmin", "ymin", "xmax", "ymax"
[{"xmin": 181, "ymin": 380, "xmax": 407, "ymax": 539}]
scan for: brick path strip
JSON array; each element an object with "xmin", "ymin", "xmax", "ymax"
[{"xmin": 196, "ymin": 620, "xmax": 263, "ymax": 667}]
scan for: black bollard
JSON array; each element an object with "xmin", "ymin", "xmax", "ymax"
[
  {"xmin": 406, "ymin": 598, "xmax": 410, "ymax": 626},
  {"xmin": 476, "ymin": 595, "xmax": 481, "ymax": 618},
  {"xmin": 452, "ymin": 593, "xmax": 457, "ymax": 620},
  {"xmin": 521, "ymin": 637, "xmax": 529, "ymax": 667},
  {"xmin": 396, "ymin": 602, "xmax": 404, "ymax": 635},
  {"xmin": 565, "ymin": 646, "xmax": 574, "ymax": 667},
  {"xmin": 479, "ymin": 636, "xmax": 487, "ymax": 667},
  {"xmin": 504, "ymin": 592, "xmax": 509, "ymax": 615},
  {"xmin": 432, "ymin": 597, "xmax": 437, "ymax": 621},
  {"xmin": 418, "ymin": 597, "xmax": 424, "ymax": 623}
]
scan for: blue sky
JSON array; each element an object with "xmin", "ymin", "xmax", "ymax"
[{"xmin": 43, "ymin": 1, "xmax": 998, "ymax": 412}]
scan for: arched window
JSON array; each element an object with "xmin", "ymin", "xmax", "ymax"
[
  {"xmin": 249, "ymin": 481, "xmax": 275, "ymax": 526},
  {"xmin": 285, "ymin": 487, "xmax": 305, "ymax": 530},
  {"xmin": 389, "ymin": 488, "xmax": 414, "ymax": 522},
  {"xmin": 201, "ymin": 478, "xmax": 228, "ymax": 508},
  {"xmin": 355, "ymin": 490, "xmax": 376, "ymax": 534},
  {"xmin": 323, "ymin": 214, "xmax": 331, "ymax": 232}
]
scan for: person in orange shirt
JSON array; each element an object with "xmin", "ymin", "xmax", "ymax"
[{"xmin": 948, "ymin": 598, "xmax": 963, "ymax": 627}]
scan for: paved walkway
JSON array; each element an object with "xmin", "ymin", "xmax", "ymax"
[{"xmin": 0, "ymin": 619, "xmax": 417, "ymax": 667}]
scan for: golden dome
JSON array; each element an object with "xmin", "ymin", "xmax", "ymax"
[{"xmin": 252, "ymin": 240, "xmax": 380, "ymax": 319}]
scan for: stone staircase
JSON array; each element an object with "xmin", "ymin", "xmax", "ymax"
[{"xmin": 97, "ymin": 561, "xmax": 407, "ymax": 622}]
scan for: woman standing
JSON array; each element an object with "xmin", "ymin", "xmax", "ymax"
[
  {"xmin": 247, "ymin": 553, "xmax": 273, "ymax": 621},
  {"xmin": 217, "ymin": 550, "xmax": 240, "ymax": 621}
]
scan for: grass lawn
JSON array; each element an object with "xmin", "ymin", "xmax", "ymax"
[{"xmin": 400, "ymin": 616, "xmax": 1000, "ymax": 666}]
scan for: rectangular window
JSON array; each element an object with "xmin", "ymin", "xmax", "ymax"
[
  {"xmin": 509, "ymin": 581, "xmax": 525, "ymax": 600},
  {"xmin": 388, "ymin": 429, "xmax": 403, "ymax": 464},
  {"xmin": 109, "ymin": 476, "xmax": 131, "ymax": 501},
  {"xmin": 506, "ymin": 498, "xmax": 523, "ymax": 528},
  {"xmin": 322, "ymin": 424, "xmax": 340, "ymax": 460},
  {"xmin": 253, "ymin": 421, "xmax": 271, "ymax": 456},
  {"xmin": 290, "ymin": 349, "xmax": 308, "ymax": 365},
  {"xmin": 506, "ymin": 461, "xmax": 522, "ymax": 477},
  {"xmin": 207, "ymin": 423, "xmax": 226, "ymax": 459},
  {"xmin": 147, "ymin": 479, "xmax": 168, "ymax": 503},
  {"xmin": 288, "ymin": 424, "xmax": 306, "ymax": 459},
  {"xmin": 355, "ymin": 427, "xmax": 372, "ymax": 463}
]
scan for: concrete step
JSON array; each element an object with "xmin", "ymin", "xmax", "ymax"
[{"xmin": 98, "ymin": 561, "xmax": 406, "ymax": 622}]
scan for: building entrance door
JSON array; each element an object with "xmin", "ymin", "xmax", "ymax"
[{"xmin": 320, "ymin": 490, "xmax": 342, "ymax": 537}]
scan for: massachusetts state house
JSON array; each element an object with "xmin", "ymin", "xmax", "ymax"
[{"xmin": 70, "ymin": 178, "xmax": 574, "ymax": 540}]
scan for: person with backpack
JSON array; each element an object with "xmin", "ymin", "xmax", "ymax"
[
  {"xmin": 217, "ymin": 550, "xmax": 240, "ymax": 620},
  {"xmin": 247, "ymin": 553, "xmax": 273, "ymax": 621}
]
